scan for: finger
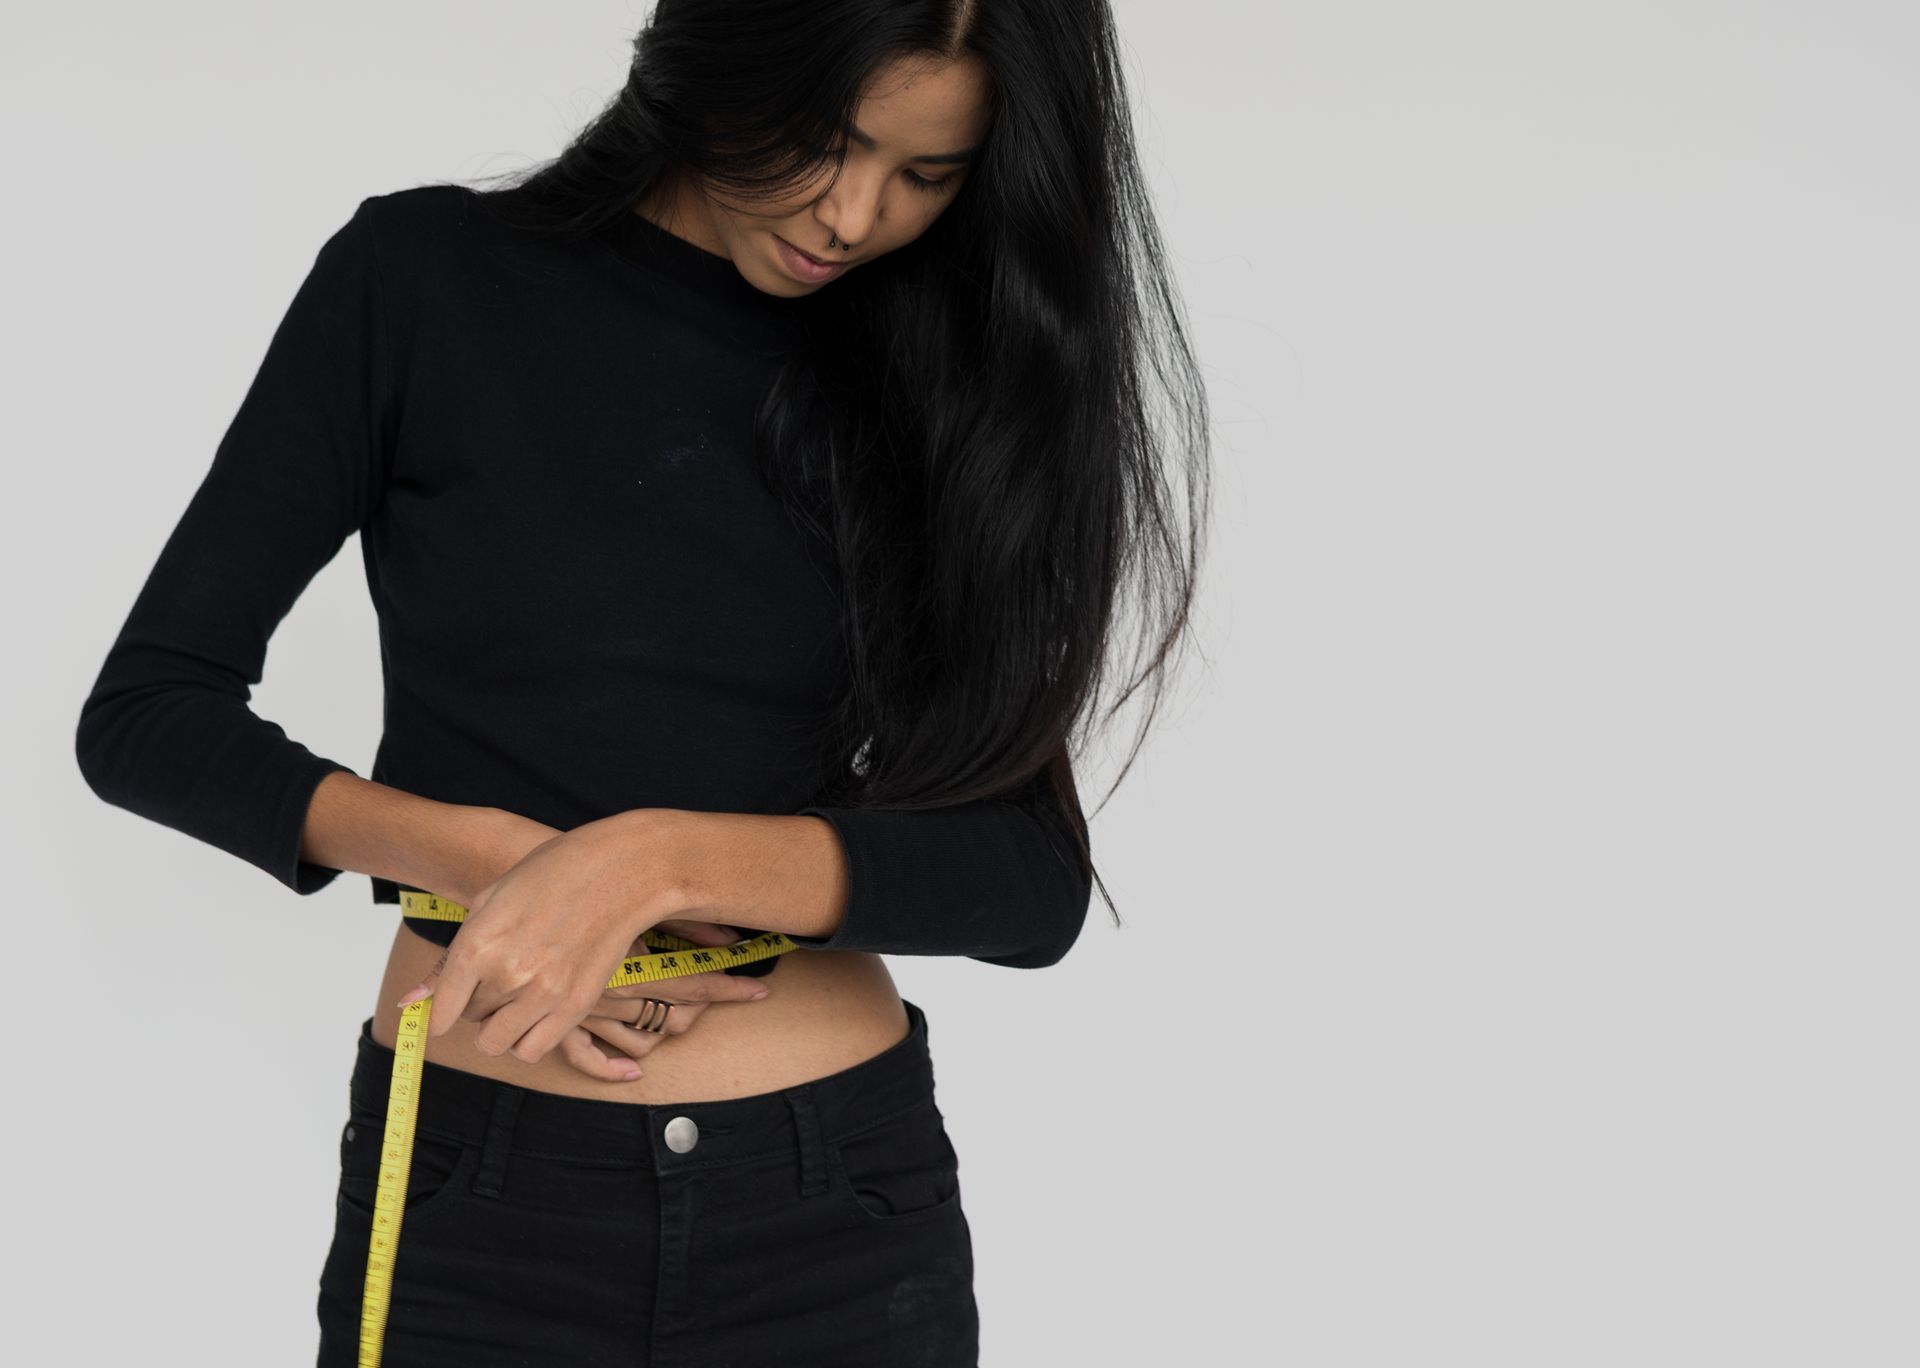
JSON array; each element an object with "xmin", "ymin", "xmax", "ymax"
[
  {"xmin": 395, "ymin": 946, "xmax": 450, "ymax": 1014},
  {"xmin": 473, "ymin": 993, "xmax": 547, "ymax": 1058},
  {"xmin": 509, "ymin": 1005, "xmax": 587, "ymax": 1066},
  {"xmin": 628, "ymin": 996, "xmax": 683, "ymax": 1034},
  {"xmin": 558, "ymin": 1025, "xmax": 643, "ymax": 1083},
  {"xmin": 717, "ymin": 974, "xmax": 773, "ymax": 1003},
  {"xmin": 421, "ymin": 947, "xmax": 488, "ymax": 1040},
  {"xmin": 600, "ymin": 1002, "xmax": 700, "ymax": 1054},
  {"xmin": 462, "ymin": 987, "xmax": 514, "ymax": 1026},
  {"xmin": 652, "ymin": 918, "xmax": 744, "ymax": 948},
  {"xmin": 678, "ymin": 973, "xmax": 772, "ymax": 1004},
  {"xmin": 583, "ymin": 1013, "xmax": 675, "ymax": 1060},
  {"xmin": 600, "ymin": 973, "xmax": 770, "ymax": 1006}
]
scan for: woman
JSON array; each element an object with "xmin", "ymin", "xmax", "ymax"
[{"xmin": 76, "ymin": 0, "xmax": 1209, "ymax": 1362}]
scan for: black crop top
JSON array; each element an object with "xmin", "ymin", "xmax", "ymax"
[{"xmin": 75, "ymin": 183, "xmax": 1091, "ymax": 969}]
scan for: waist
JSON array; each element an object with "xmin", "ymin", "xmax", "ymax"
[
  {"xmin": 371, "ymin": 920, "xmax": 910, "ymax": 1104},
  {"xmin": 348, "ymin": 998, "xmax": 941, "ymax": 1173}
]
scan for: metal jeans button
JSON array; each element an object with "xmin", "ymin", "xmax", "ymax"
[{"xmin": 664, "ymin": 1115, "xmax": 699, "ymax": 1154}]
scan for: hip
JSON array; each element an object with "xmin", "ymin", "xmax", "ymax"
[
  {"xmin": 320, "ymin": 996, "xmax": 978, "ymax": 1366},
  {"xmin": 370, "ymin": 919, "xmax": 912, "ymax": 1104}
]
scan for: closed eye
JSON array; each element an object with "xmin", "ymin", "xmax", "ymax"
[
  {"xmin": 806, "ymin": 140, "xmax": 960, "ymax": 196},
  {"xmin": 904, "ymin": 168, "xmax": 959, "ymax": 195}
]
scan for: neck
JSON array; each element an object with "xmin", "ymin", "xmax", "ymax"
[{"xmin": 633, "ymin": 174, "xmax": 731, "ymax": 262}]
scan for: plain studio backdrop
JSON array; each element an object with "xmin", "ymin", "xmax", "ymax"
[{"xmin": 5, "ymin": 2, "xmax": 1913, "ymax": 1363}]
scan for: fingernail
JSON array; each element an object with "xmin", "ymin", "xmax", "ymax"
[
  {"xmin": 623, "ymin": 1069, "xmax": 642, "ymax": 1081},
  {"xmin": 750, "ymin": 989, "xmax": 769, "ymax": 999},
  {"xmin": 395, "ymin": 984, "xmax": 429, "ymax": 1007}
]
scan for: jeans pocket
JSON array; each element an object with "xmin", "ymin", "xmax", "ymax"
[
  {"xmin": 827, "ymin": 1095, "xmax": 964, "ymax": 1228},
  {"xmin": 335, "ymin": 1112, "xmax": 479, "ymax": 1231}
]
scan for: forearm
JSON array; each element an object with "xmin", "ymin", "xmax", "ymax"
[
  {"xmin": 642, "ymin": 808, "xmax": 849, "ymax": 942},
  {"xmin": 300, "ymin": 769, "xmax": 537, "ymax": 907}
]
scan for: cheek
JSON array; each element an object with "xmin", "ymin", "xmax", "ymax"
[
  {"xmin": 884, "ymin": 202, "xmax": 952, "ymax": 251},
  {"xmin": 723, "ymin": 169, "xmax": 834, "ymax": 227}
]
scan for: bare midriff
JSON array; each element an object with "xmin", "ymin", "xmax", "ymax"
[{"xmin": 369, "ymin": 921, "xmax": 912, "ymax": 1104}]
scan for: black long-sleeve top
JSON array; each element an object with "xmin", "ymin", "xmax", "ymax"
[{"xmin": 74, "ymin": 184, "xmax": 1091, "ymax": 969}]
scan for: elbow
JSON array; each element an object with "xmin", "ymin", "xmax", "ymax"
[
  {"xmin": 976, "ymin": 869, "xmax": 1093, "ymax": 970},
  {"xmin": 984, "ymin": 803, "xmax": 1096, "ymax": 969},
  {"xmin": 75, "ymin": 679, "xmax": 145, "ymax": 812},
  {"xmin": 1035, "ymin": 873, "xmax": 1094, "ymax": 967},
  {"xmin": 74, "ymin": 693, "xmax": 120, "ymax": 807},
  {"xmin": 1025, "ymin": 805, "xmax": 1095, "ymax": 968}
]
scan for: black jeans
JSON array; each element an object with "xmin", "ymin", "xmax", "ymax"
[{"xmin": 315, "ymin": 997, "xmax": 977, "ymax": 1366}]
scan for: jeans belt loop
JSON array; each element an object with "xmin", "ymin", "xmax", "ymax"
[
  {"xmin": 470, "ymin": 1083, "xmax": 527, "ymax": 1199},
  {"xmin": 786, "ymin": 1083, "xmax": 829, "ymax": 1198}
]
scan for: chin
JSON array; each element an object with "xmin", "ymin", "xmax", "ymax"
[{"xmin": 754, "ymin": 264, "xmax": 816, "ymax": 297}]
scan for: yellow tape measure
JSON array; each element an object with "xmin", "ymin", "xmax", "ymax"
[{"xmin": 356, "ymin": 891, "xmax": 798, "ymax": 1367}]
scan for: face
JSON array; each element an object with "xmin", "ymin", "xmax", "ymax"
[{"xmin": 639, "ymin": 52, "xmax": 992, "ymax": 296}]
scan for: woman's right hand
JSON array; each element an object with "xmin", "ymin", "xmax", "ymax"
[
  {"xmin": 458, "ymin": 810, "xmax": 772, "ymax": 1082},
  {"xmin": 557, "ymin": 918, "xmax": 774, "ymax": 1082}
]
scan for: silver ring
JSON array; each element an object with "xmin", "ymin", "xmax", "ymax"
[{"xmin": 635, "ymin": 999, "xmax": 672, "ymax": 1034}]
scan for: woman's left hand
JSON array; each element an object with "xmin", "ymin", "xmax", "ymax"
[
  {"xmin": 556, "ymin": 918, "xmax": 774, "ymax": 1082},
  {"xmin": 395, "ymin": 810, "xmax": 686, "ymax": 1065}
]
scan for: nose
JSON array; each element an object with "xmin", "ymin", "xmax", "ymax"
[{"xmin": 813, "ymin": 164, "xmax": 885, "ymax": 252}]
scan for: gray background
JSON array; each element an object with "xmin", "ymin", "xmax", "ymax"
[{"xmin": 7, "ymin": 2, "xmax": 1913, "ymax": 1363}]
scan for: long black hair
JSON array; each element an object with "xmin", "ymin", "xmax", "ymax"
[{"xmin": 456, "ymin": 0, "xmax": 1211, "ymax": 929}]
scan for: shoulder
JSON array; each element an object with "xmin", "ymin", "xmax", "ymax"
[
  {"xmin": 352, "ymin": 181, "xmax": 496, "ymax": 262},
  {"xmin": 344, "ymin": 181, "xmax": 576, "ymax": 323}
]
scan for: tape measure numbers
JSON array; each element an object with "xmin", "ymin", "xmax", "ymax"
[{"xmin": 355, "ymin": 892, "xmax": 798, "ymax": 1367}]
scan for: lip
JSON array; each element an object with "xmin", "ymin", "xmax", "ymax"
[{"xmin": 773, "ymin": 234, "xmax": 848, "ymax": 283}]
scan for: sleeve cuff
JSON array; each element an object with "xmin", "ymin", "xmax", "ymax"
[
  {"xmin": 785, "ymin": 800, "xmax": 1091, "ymax": 965},
  {"xmin": 273, "ymin": 755, "xmax": 357, "ymax": 895},
  {"xmin": 785, "ymin": 806, "xmax": 869, "ymax": 953}
]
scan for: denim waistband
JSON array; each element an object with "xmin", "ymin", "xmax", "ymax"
[{"xmin": 347, "ymin": 997, "xmax": 937, "ymax": 1178}]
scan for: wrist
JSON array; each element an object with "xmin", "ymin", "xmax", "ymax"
[
  {"xmin": 423, "ymin": 804, "xmax": 558, "ymax": 907},
  {"xmin": 587, "ymin": 807, "xmax": 705, "ymax": 929},
  {"xmin": 595, "ymin": 807, "xmax": 849, "ymax": 943}
]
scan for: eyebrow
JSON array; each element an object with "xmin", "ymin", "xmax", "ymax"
[{"xmin": 847, "ymin": 121, "xmax": 979, "ymax": 165}]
